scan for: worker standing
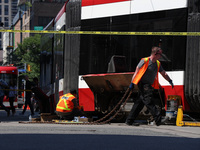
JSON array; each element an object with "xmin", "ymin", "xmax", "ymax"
[
  {"xmin": 126, "ymin": 46, "xmax": 174, "ymax": 126},
  {"xmin": 56, "ymin": 90, "xmax": 83, "ymax": 120},
  {"xmin": 21, "ymin": 75, "xmax": 35, "ymax": 116},
  {"xmin": 8, "ymin": 80, "xmax": 17, "ymax": 116},
  {"xmin": 0, "ymin": 79, "xmax": 10, "ymax": 116}
]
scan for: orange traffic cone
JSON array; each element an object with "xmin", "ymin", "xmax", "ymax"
[{"xmin": 23, "ymin": 105, "xmax": 30, "ymax": 110}]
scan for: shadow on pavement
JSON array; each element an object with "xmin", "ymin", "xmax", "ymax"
[
  {"xmin": 0, "ymin": 109, "xmax": 39, "ymax": 122},
  {"xmin": 0, "ymin": 134, "xmax": 199, "ymax": 150}
]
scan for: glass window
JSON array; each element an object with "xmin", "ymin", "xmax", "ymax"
[
  {"xmin": 0, "ymin": 6, "xmax": 2, "ymax": 15},
  {"xmin": 0, "ymin": 74, "xmax": 17, "ymax": 87},
  {"xmin": 80, "ymin": 9, "xmax": 187, "ymax": 74},
  {"xmin": 5, "ymin": 0, "xmax": 8, "ymax": 3},
  {"xmin": 4, "ymin": 22, "xmax": 8, "ymax": 27},
  {"xmin": 38, "ymin": 16, "xmax": 54, "ymax": 27},
  {"xmin": 4, "ymin": 17, "xmax": 8, "ymax": 21},
  {"xmin": 0, "ymin": 0, "xmax": 1, "ymax": 3},
  {"xmin": 4, "ymin": 17, "xmax": 8, "ymax": 27},
  {"xmin": 4, "ymin": 5, "xmax": 8, "ymax": 15},
  {"xmin": 54, "ymin": 26, "xmax": 64, "ymax": 80}
]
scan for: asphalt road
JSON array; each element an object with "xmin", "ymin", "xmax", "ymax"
[{"xmin": 0, "ymin": 109, "xmax": 200, "ymax": 150}]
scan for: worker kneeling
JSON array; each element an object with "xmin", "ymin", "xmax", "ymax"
[{"xmin": 56, "ymin": 90, "xmax": 83, "ymax": 120}]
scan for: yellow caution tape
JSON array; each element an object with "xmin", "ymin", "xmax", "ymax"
[{"xmin": 1, "ymin": 29, "xmax": 200, "ymax": 36}]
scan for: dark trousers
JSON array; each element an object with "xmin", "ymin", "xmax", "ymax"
[
  {"xmin": 0, "ymin": 95, "xmax": 9, "ymax": 112},
  {"xmin": 22, "ymin": 96, "xmax": 34, "ymax": 115},
  {"xmin": 9, "ymin": 97, "xmax": 16, "ymax": 114},
  {"xmin": 56, "ymin": 109, "xmax": 83, "ymax": 120},
  {"xmin": 126, "ymin": 83, "xmax": 160, "ymax": 123}
]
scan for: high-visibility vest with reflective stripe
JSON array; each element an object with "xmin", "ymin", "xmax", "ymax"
[
  {"xmin": 132, "ymin": 57, "xmax": 160, "ymax": 89},
  {"xmin": 56, "ymin": 93, "xmax": 76, "ymax": 113}
]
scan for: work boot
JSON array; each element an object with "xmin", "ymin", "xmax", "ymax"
[
  {"xmin": 147, "ymin": 116, "xmax": 154, "ymax": 124},
  {"xmin": 155, "ymin": 115, "xmax": 162, "ymax": 126},
  {"xmin": 148, "ymin": 120, "xmax": 156, "ymax": 126},
  {"xmin": 125, "ymin": 120, "xmax": 133, "ymax": 126},
  {"xmin": 132, "ymin": 122, "xmax": 140, "ymax": 126},
  {"xmin": 125, "ymin": 121, "xmax": 140, "ymax": 126}
]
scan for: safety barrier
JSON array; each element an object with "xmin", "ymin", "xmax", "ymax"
[
  {"xmin": 2, "ymin": 29, "xmax": 200, "ymax": 36},
  {"xmin": 176, "ymin": 106, "xmax": 200, "ymax": 127}
]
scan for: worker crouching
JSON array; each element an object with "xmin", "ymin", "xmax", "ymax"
[{"xmin": 56, "ymin": 90, "xmax": 83, "ymax": 120}]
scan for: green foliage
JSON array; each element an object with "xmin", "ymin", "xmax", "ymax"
[
  {"xmin": 25, "ymin": 2, "xmax": 32, "ymax": 8},
  {"xmin": 14, "ymin": 34, "xmax": 41, "ymax": 79}
]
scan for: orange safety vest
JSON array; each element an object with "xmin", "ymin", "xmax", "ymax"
[
  {"xmin": 56, "ymin": 93, "xmax": 76, "ymax": 113},
  {"xmin": 132, "ymin": 57, "xmax": 160, "ymax": 89}
]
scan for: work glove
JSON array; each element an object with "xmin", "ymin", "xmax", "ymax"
[
  {"xmin": 169, "ymin": 80, "xmax": 174, "ymax": 88},
  {"xmin": 129, "ymin": 83, "xmax": 134, "ymax": 89}
]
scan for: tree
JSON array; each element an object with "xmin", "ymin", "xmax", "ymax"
[{"xmin": 14, "ymin": 34, "xmax": 41, "ymax": 79}]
